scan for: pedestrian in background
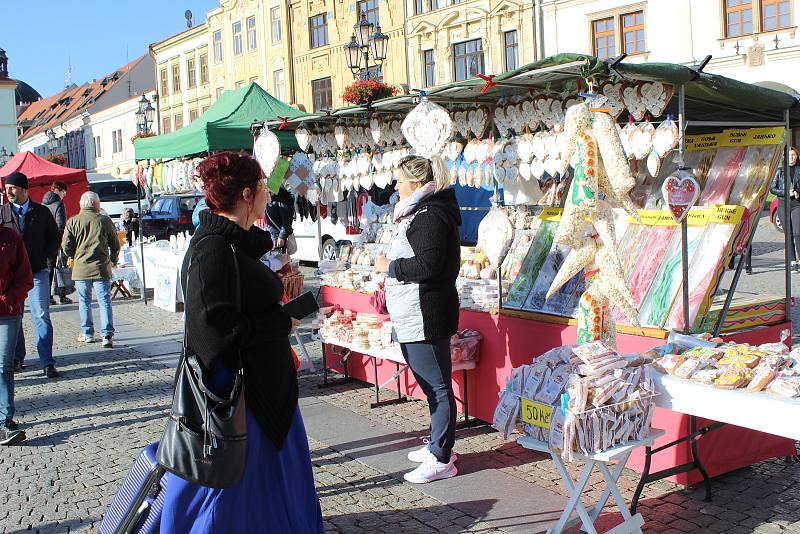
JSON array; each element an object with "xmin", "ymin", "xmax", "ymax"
[
  {"xmin": 42, "ymin": 181, "xmax": 72, "ymax": 304},
  {"xmin": 120, "ymin": 208, "xmax": 139, "ymax": 246},
  {"xmin": 770, "ymin": 146, "xmax": 800, "ymax": 271},
  {"xmin": 0, "ymin": 226, "xmax": 33, "ymax": 445},
  {"xmin": 265, "ymin": 186, "xmax": 296, "ymax": 254},
  {"xmin": 0, "ymin": 171, "xmax": 61, "ymax": 378},
  {"xmin": 374, "ymin": 155, "xmax": 462, "ymax": 484},
  {"xmin": 159, "ymin": 152, "xmax": 322, "ymax": 533},
  {"xmin": 62, "ymin": 192, "xmax": 120, "ymax": 349}
]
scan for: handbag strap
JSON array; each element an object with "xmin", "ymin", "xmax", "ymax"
[{"xmin": 182, "ymin": 236, "xmax": 242, "ymax": 373}]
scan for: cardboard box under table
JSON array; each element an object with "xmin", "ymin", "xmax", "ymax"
[{"xmin": 321, "ymin": 286, "xmax": 795, "ymax": 487}]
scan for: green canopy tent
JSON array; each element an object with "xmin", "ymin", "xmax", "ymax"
[{"xmin": 134, "ymin": 82, "xmax": 308, "ymax": 160}]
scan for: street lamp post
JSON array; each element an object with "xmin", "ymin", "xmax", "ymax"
[
  {"xmin": 133, "ymin": 94, "xmax": 156, "ymax": 304},
  {"xmin": 134, "ymin": 95, "xmax": 155, "ymax": 135},
  {"xmin": 46, "ymin": 128, "xmax": 57, "ymax": 153},
  {"xmin": 344, "ymin": 13, "xmax": 389, "ymax": 81}
]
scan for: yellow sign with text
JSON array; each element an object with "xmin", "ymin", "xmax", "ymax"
[
  {"xmin": 520, "ymin": 398, "xmax": 553, "ymax": 429},
  {"xmin": 628, "ymin": 208, "xmax": 711, "ymax": 226},
  {"xmin": 540, "ymin": 207, "xmax": 563, "ymax": 222},
  {"xmin": 686, "ymin": 133, "xmax": 721, "ymax": 151},
  {"xmin": 687, "ymin": 128, "xmax": 785, "ymax": 151},
  {"xmin": 710, "ymin": 205, "xmax": 745, "ymax": 224},
  {"xmin": 742, "ymin": 127, "xmax": 785, "ymax": 146}
]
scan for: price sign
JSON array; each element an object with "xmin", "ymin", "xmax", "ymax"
[{"xmin": 520, "ymin": 398, "xmax": 553, "ymax": 429}]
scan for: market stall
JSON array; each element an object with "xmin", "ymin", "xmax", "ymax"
[
  {"xmin": 0, "ymin": 151, "xmax": 89, "ymax": 216},
  {"xmin": 129, "ymin": 83, "xmax": 309, "ymax": 308},
  {"xmin": 267, "ymin": 54, "xmax": 800, "ymax": 493}
]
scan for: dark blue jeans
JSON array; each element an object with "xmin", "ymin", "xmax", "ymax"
[
  {"xmin": 400, "ymin": 338, "xmax": 456, "ymax": 463},
  {"xmin": 14, "ymin": 269, "xmax": 54, "ymax": 368},
  {"xmin": 0, "ymin": 315, "xmax": 21, "ymax": 425}
]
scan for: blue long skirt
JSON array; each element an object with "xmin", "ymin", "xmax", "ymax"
[{"xmin": 159, "ymin": 403, "xmax": 323, "ymax": 533}]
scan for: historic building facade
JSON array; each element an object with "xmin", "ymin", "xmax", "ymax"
[
  {"xmin": 405, "ymin": 0, "xmax": 538, "ymax": 90},
  {"xmin": 289, "ymin": 0, "xmax": 409, "ymax": 111},
  {"xmin": 206, "ymin": 0, "xmax": 292, "ymax": 104},
  {"xmin": 151, "ymin": 22, "xmax": 213, "ymax": 136},
  {"xmin": 541, "ymin": 0, "xmax": 800, "ymax": 94}
]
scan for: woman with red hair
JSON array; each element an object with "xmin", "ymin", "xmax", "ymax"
[{"xmin": 159, "ymin": 152, "xmax": 323, "ymax": 533}]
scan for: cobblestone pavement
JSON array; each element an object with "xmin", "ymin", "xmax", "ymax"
[{"xmin": 1, "ymin": 218, "xmax": 799, "ymax": 533}]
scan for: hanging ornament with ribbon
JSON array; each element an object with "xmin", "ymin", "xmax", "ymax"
[
  {"xmin": 401, "ymin": 94, "xmax": 453, "ymax": 159},
  {"xmin": 254, "ymin": 128, "xmax": 281, "ymax": 176}
]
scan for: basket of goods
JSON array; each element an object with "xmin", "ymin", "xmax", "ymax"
[
  {"xmin": 277, "ymin": 261, "xmax": 305, "ymax": 299},
  {"xmin": 493, "ymin": 342, "xmax": 657, "ymax": 461}
]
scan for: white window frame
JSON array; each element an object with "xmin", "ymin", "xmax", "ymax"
[
  {"xmin": 271, "ymin": 7, "xmax": 282, "ymax": 43},
  {"xmin": 233, "ymin": 21, "xmax": 243, "ymax": 56},
  {"xmin": 247, "ymin": 16, "xmax": 257, "ymax": 50}
]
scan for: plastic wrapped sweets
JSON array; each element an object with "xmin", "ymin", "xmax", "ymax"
[
  {"xmin": 637, "ymin": 225, "xmax": 704, "ymax": 327},
  {"xmin": 699, "ymin": 147, "xmax": 746, "ymax": 206},
  {"xmin": 524, "ymin": 242, "xmax": 585, "ymax": 315},
  {"xmin": 665, "ymin": 221, "xmax": 738, "ymax": 331},
  {"xmin": 505, "ymin": 220, "xmax": 557, "ymax": 309}
]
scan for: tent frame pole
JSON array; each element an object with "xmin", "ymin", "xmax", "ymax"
[
  {"xmin": 783, "ymin": 109, "xmax": 792, "ymax": 332},
  {"xmin": 678, "ymin": 84, "xmax": 691, "ymax": 334},
  {"xmin": 136, "ymin": 180, "xmax": 147, "ymax": 305}
]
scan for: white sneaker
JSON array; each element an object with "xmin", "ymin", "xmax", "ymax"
[
  {"xmin": 407, "ymin": 444, "xmax": 458, "ymax": 464},
  {"xmin": 102, "ymin": 337, "xmax": 113, "ymax": 348},
  {"xmin": 403, "ymin": 457, "xmax": 458, "ymax": 484},
  {"xmin": 77, "ymin": 334, "xmax": 96, "ymax": 343}
]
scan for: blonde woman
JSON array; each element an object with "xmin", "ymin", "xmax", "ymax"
[{"xmin": 374, "ymin": 155, "xmax": 462, "ymax": 484}]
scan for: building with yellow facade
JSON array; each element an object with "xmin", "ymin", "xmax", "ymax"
[
  {"xmin": 405, "ymin": 0, "xmax": 538, "ymax": 90},
  {"xmin": 289, "ymin": 0, "xmax": 409, "ymax": 112},
  {"xmin": 151, "ymin": 22, "xmax": 213, "ymax": 135},
  {"xmin": 206, "ymin": 0, "xmax": 293, "ymax": 105}
]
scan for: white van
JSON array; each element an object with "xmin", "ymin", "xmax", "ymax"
[
  {"xmin": 87, "ymin": 174, "xmax": 146, "ymax": 223},
  {"xmin": 292, "ymin": 210, "xmax": 352, "ymax": 263}
]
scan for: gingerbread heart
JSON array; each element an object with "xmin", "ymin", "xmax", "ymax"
[{"xmin": 662, "ymin": 170, "xmax": 700, "ymax": 222}]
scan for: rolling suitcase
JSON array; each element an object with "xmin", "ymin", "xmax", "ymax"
[{"xmin": 99, "ymin": 442, "xmax": 167, "ymax": 534}]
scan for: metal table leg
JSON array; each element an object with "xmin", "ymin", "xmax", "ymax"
[
  {"xmin": 630, "ymin": 416, "xmax": 724, "ymax": 513},
  {"xmin": 370, "ymin": 360, "xmax": 409, "ymax": 408}
]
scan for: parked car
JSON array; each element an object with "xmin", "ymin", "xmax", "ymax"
[
  {"xmin": 292, "ymin": 210, "xmax": 352, "ymax": 263},
  {"xmin": 141, "ymin": 193, "xmax": 204, "ymax": 240},
  {"xmin": 89, "ymin": 179, "xmax": 145, "ymax": 222},
  {"xmin": 770, "ymin": 197, "xmax": 784, "ymax": 233}
]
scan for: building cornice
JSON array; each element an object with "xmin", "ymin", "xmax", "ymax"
[{"xmin": 151, "ymin": 23, "xmax": 209, "ymax": 53}]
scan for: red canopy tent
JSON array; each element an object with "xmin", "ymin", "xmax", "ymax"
[{"xmin": 0, "ymin": 151, "xmax": 89, "ymax": 217}]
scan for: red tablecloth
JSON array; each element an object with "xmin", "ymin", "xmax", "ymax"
[{"xmin": 321, "ymin": 286, "xmax": 795, "ymax": 484}]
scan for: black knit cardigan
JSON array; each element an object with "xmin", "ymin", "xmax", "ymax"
[{"xmin": 182, "ymin": 210, "xmax": 297, "ymax": 448}]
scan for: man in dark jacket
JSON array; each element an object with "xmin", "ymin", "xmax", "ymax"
[
  {"xmin": 770, "ymin": 146, "xmax": 800, "ymax": 271},
  {"xmin": 42, "ymin": 181, "xmax": 71, "ymax": 304},
  {"xmin": 265, "ymin": 187, "xmax": 295, "ymax": 253},
  {"xmin": 0, "ymin": 172, "xmax": 61, "ymax": 378}
]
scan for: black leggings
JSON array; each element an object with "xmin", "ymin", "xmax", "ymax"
[
  {"xmin": 400, "ymin": 339, "xmax": 456, "ymax": 463},
  {"xmin": 780, "ymin": 200, "xmax": 800, "ymax": 262}
]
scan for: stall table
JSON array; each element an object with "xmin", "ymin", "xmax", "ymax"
[
  {"xmin": 127, "ymin": 244, "xmax": 187, "ymax": 311},
  {"xmin": 518, "ymin": 430, "xmax": 666, "ymax": 534},
  {"xmin": 321, "ymin": 285, "xmax": 795, "ymax": 486}
]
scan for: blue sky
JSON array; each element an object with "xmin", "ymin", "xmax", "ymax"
[{"xmin": 1, "ymin": 0, "xmax": 220, "ymax": 98}]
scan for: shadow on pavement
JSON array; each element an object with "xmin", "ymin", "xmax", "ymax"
[
  {"xmin": 16, "ymin": 376, "xmax": 172, "ymax": 418},
  {"xmin": 323, "ymin": 499, "xmax": 569, "ymax": 533},
  {"xmin": 6, "ymin": 517, "xmax": 100, "ymax": 534},
  {"xmin": 22, "ymin": 411, "xmax": 166, "ymax": 447}
]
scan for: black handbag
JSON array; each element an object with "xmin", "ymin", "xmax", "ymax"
[
  {"xmin": 53, "ymin": 254, "xmax": 75, "ymax": 297},
  {"xmin": 156, "ymin": 242, "xmax": 247, "ymax": 488}
]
